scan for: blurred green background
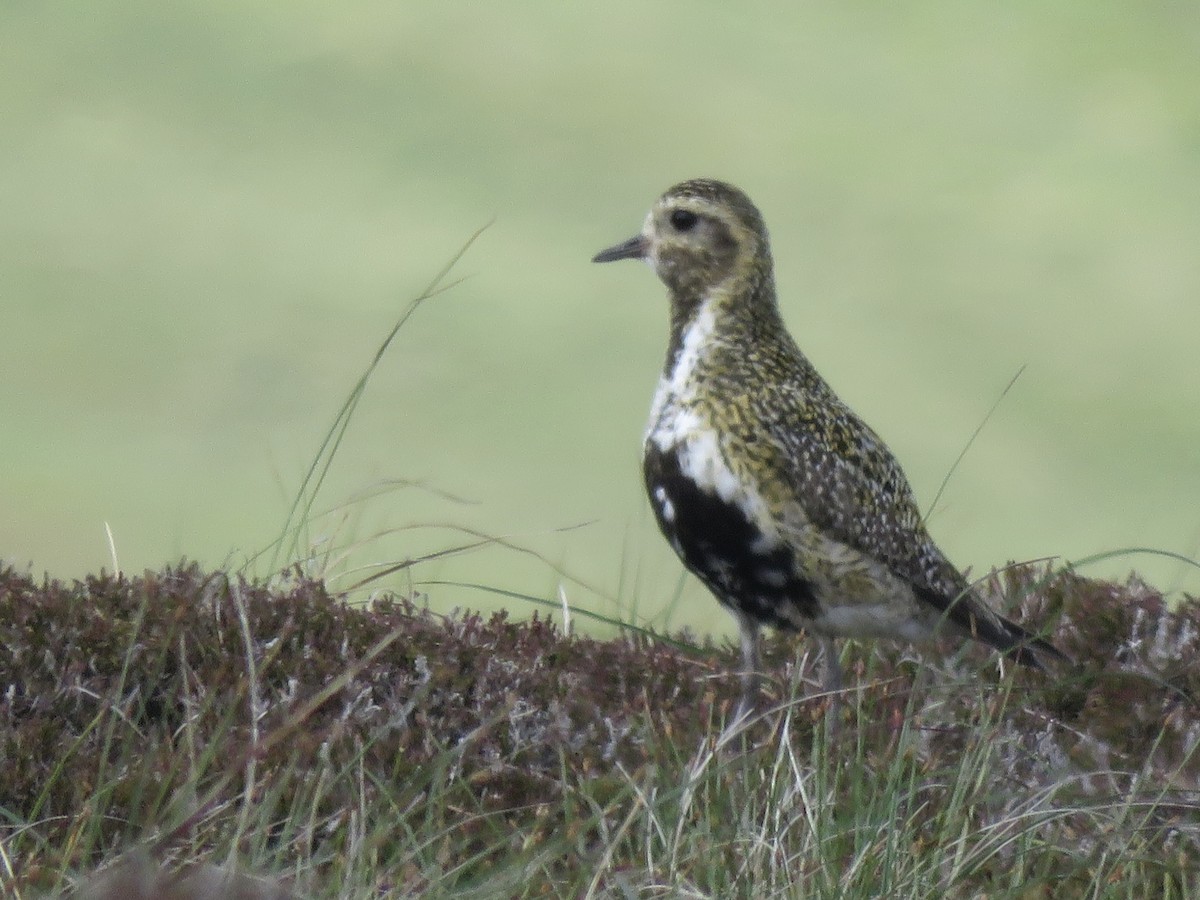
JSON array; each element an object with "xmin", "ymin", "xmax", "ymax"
[{"xmin": 3, "ymin": 3, "xmax": 1198, "ymax": 635}]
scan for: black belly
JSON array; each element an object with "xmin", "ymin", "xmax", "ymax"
[{"xmin": 643, "ymin": 443, "xmax": 819, "ymax": 630}]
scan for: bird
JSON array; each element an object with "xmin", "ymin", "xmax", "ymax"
[{"xmin": 592, "ymin": 178, "xmax": 1065, "ymax": 720}]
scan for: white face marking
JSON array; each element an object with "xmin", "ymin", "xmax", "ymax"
[{"xmin": 641, "ymin": 210, "xmax": 657, "ymax": 272}]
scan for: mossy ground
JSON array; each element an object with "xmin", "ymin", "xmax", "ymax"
[{"xmin": 2, "ymin": 562, "xmax": 1197, "ymax": 897}]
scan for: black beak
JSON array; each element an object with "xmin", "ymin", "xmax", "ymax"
[{"xmin": 592, "ymin": 234, "xmax": 649, "ymax": 263}]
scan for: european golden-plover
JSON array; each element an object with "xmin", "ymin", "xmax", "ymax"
[{"xmin": 593, "ymin": 178, "xmax": 1064, "ymax": 717}]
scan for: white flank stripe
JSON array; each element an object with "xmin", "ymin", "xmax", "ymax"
[
  {"xmin": 645, "ymin": 295, "xmax": 775, "ymax": 534},
  {"xmin": 646, "ymin": 299, "xmax": 718, "ymax": 442}
]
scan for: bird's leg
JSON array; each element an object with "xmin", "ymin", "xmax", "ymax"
[
  {"xmin": 820, "ymin": 636, "xmax": 844, "ymax": 733},
  {"xmin": 733, "ymin": 613, "xmax": 762, "ymax": 723},
  {"xmin": 820, "ymin": 636, "xmax": 843, "ymax": 692}
]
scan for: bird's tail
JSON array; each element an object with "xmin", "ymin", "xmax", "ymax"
[
  {"xmin": 917, "ymin": 583, "xmax": 1070, "ymax": 670},
  {"xmin": 996, "ymin": 617, "xmax": 1070, "ymax": 670}
]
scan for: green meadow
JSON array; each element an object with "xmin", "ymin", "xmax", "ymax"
[{"xmin": 3, "ymin": 2, "xmax": 1199, "ymax": 635}]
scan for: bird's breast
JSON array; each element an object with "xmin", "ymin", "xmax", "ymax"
[{"xmin": 642, "ymin": 434, "xmax": 822, "ymax": 629}]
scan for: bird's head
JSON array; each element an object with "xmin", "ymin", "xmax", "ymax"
[{"xmin": 593, "ymin": 179, "xmax": 773, "ymax": 307}]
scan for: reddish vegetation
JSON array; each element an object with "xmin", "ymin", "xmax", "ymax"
[{"xmin": 1, "ymin": 562, "xmax": 1197, "ymax": 893}]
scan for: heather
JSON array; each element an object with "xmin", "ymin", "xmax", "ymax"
[{"xmin": 3, "ymin": 561, "xmax": 1197, "ymax": 897}]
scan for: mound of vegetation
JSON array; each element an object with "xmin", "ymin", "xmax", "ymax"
[{"xmin": 1, "ymin": 562, "xmax": 1198, "ymax": 897}]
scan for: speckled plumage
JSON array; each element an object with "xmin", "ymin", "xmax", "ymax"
[{"xmin": 594, "ymin": 178, "xmax": 1063, "ymax": 715}]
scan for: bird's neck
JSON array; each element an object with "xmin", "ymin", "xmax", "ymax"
[{"xmin": 662, "ymin": 278, "xmax": 792, "ymax": 380}]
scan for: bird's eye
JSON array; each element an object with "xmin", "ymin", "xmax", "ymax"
[{"xmin": 669, "ymin": 209, "xmax": 698, "ymax": 232}]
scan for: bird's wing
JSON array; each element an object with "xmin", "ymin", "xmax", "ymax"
[
  {"xmin": 756, "ymin": 380, "xmax": 1040, "ymax": 652},
  {"xmin": 762, "ymin": 388, "xmax": 954, "ymax": 593}
]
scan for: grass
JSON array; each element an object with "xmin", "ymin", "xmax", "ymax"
[{"xmin": 2, "ymin": 562, "xmax": 1199, "ymax": 897}]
